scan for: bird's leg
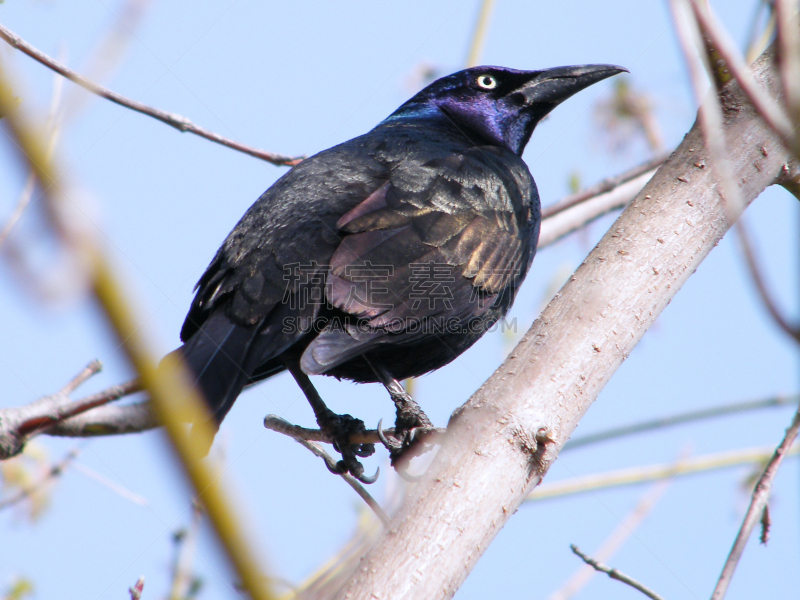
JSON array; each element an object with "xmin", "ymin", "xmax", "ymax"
[
  {"xmin": 285, "ymin": 361, "xmax": 377, "ymax": 483},
  {"xmin": 365, "ymin": 358, "xmax": 433, "ymax": 464}
]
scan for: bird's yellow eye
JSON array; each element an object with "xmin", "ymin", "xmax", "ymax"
[{"xmin": 476, "ymin": 74, "xmax": 497, "ymax": 89}]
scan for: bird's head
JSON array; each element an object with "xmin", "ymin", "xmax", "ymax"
[{"xmin": 388, "ymin": 64, "xmax": 627, "ymax": 155}]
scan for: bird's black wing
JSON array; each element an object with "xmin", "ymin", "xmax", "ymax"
[
  {"xmin": 177, "ymin": 143, "xmax": 387, "ymax": 421},
  {"xmin": 300, "ymin": 144, "xmax": 539, "ymax": 377}
]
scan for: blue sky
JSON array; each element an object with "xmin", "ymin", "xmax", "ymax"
[{"xmin": 0, "ymin": 1, "xmax": 798, "ymax": 599}]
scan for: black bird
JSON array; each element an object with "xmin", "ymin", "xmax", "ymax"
[{"xmin": 177, "ymin": 64, "xmax": 625, "ymax": 480}]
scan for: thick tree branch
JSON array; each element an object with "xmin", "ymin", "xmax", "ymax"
[
  {"xmin": 335, "ymin": 49, "xmax": 791, "ymax": 600},
  {"xmin": 0, "ymin": 23, "xmax": 302, "ymax": 167}
]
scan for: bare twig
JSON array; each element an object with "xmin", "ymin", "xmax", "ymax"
[
  {"xmin": 61, "ymin": 0, "xmax": 153, "ymax": 121},
  {"xmin": 264, "ymin": 416, "xmax": 391, "ymax": 526},
  {"xmin": 0, "ymin": 23, "xmax": 302, "ymax": 167},
  {"xmin": 672, "ymin": 0, "xmax": 745, "ymax": 220},
  {"xmin": 528, "ymin": 444, "xmax": 800, "ymax": 501},
  {"xmin": 745, "ymin": 0, "xmax": 776, "ymax": 63},
  {"xmin": 128, "ymin": 576, "xmax": 145, "ymax": 600},
  {"xmin": 775, "ymin": 0, "xmax": 800, "ymax": 129},
  {"xmin": 263, "ymin": 414, "xmax": 445, "ymax": 448},
  {"xmin": 735, "ymin": 220, "xmax": 800, "ymax": 343},
  {"xmin": 689, "ymin": 0, "xmax": 800, "ymax": 158},
  {"xmin": 45, "ymin": 401, "xmax": 156, "ymax": 438},
  {"xmin": 549, "ymin": 479, "xmax": 670, "ymax": 600},
  {"xmin": 0, "ymin": 360, "xmax": 143, "ymax": 459},
  {"xmin": 564, "ymin": 393, "xmax": 800, "ymax": 450},
  {"xmin": 541, "ymin": 154, "xmax": 668, "ymax": 219},
  {"xmin": 0, "ymin": 448, "xmax": 79, "ymax": 511},
  {"xmin": 465, "ymin": 0, "xmax": 496, "ymax": 67},
  {"xmin": 538, "ymin": 168, "xmax": 656, "ymax": 248},
  {"xmin": 711, "ymin": 405, "xmax": 800, "ymax": 599},
  {"xmin": 569, "ymin": 545, "xmax": 665, "ymax": 600},
  {"xmin": 72, "ymin": 462, "xmax": 148, "ymax": 506}
]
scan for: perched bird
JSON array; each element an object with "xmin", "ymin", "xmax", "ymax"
[{"xmin": 177, "ymin": 64, "xmax": 625, "ymax": 480}]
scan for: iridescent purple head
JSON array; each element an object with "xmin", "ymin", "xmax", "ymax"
[{"xmin": 388, "ymin": 64, "xmax": 627, "ymax": 155}]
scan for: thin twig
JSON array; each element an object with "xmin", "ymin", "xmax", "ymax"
[
  {"xmin": 0, "ymin": 361, "xmax": 109, "ymax": 458},
  {"xmin": 538, "ymin": 169, "xmax": 656, "ymax": 248},
  {"xmin": 564, "ymin": 393, "xmax": 799, "ymax": 450},
  {"xmin": 60, "ymin": 360, "xmax": 103, "ymax": 396},
  {"xmin": 61, "ymin": 0, "xmax": 153, "ymax": 122},
  {"xmin": 72, "ymin": 462, "xmax": 148, "ymax": 506},
  {"xmin": 672, "ymin": 0, "xmax": 745, "ymax": 220},
  {"xmin": 570, "ymin": 545, "xmax": 665, "ymax": 600},
  {"xmin": 40, "ymin": 379, "xmax": 144, "ymax": 431},
  {"xmin": 549, "ymin": 478, "xmax": 671, "ymax": 600},
  {"xmin": 264, "ymin": 416, "xmax": 390, "ymax": 526},
  {"xmin": 44, "ymin": 401, "xmax": 156, "ymax": 438},
  {"xmin": 775, "ymin": 0, "xmax": 800, "ymax": 129},
  {"xmin": 689, "ymin": 0, "xmax": 800, "ymax": 158},
  {"xmin": 745, "ymin": 0, "xmax": 775, "ymax": 63},
  {"xmin": 0, "ymin": 23, "xmax": 302, "ymax": 167},
  {"xmin": 0, "ymin": 364, "xmax": 143, "ymax": 459},
  {"xmin": 0, "ymin": 448, "xmax": 79, "ymax": 511},
  {"xmin": 527, "ymin": 444, "xmax": 800, "ymax": 501},
  {"xmin": 465, "ymin": 0, "xmax": 496, "ymax": 67},
  {"xmin": 541, "ymin": 153, "xmax": 669, "ymax": 219},
  {"xmin": 263, "ymin": 414, "xmax": 445, "ymax": 447},
  {"xmin": 735, "ymin": 220, "xmax": 800, "ymax": 343},
  {"xmin": 711, "ymin": 405, "xmax": 800, "ymax": 599}
]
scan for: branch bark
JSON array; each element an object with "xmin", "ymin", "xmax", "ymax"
[{"xmin": 334, "ymin": 49, "xmax": 791, "ymax": 600}]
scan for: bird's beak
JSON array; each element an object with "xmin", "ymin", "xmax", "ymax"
[{"xmin": 515, "ymin": 64, "xmax": 628, "ymax": 107}]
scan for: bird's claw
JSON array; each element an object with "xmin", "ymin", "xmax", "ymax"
[
  {"xmin": 356, "ymin": 466, "xmax": 380, "ymax": 484},
  {"xmin": 376, "ymin": 419, "xmax": 403, "ymax": 452},
  {"xmin": 376, "ymin": 417, "xmax": 435, "ymax": 475},
  {"xmin": 320, "ymin": 411, "xmax": 377, "ymax": 483}
]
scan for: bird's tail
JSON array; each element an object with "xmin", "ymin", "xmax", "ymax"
[{"xmin": 168, "ymin": 311, "xmax": 276, "ymax": 454}]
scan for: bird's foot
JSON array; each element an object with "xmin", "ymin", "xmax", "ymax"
[
  {"xmin": 377, "ymin": 399, "xmax": 435, "ymax": 475},
  {"xmin": 318, "ymin": 409, "xmax": 378, "ymax": 484}
]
